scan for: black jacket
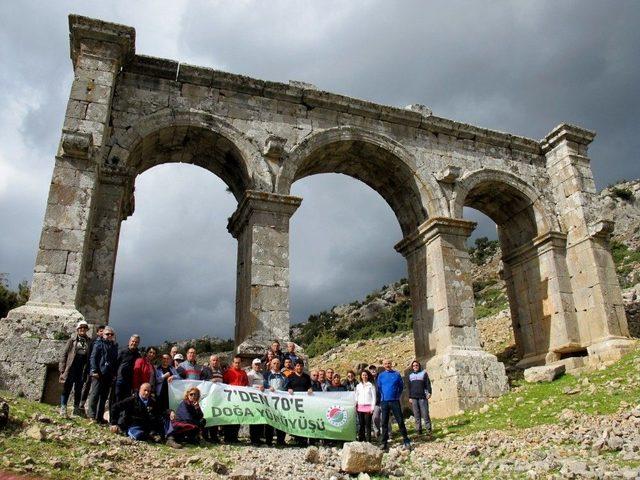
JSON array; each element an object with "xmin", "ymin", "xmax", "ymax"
[
  {"xmin": 116, "ymin": 347, "xmax": 140, "ymax": 384},
  {"xmin": 110, "ymin": 394, "xmax": 162, "ymax": 434}
]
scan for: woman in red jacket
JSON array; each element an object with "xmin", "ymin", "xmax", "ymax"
[{"xmin": 132, "ymin": 347, "xmax": 158, "ymax": 393}]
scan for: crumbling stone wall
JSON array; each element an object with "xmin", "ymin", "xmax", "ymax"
[{"xmin": 0, "ymin": 15, "xmax": 634, "ymax": 417}]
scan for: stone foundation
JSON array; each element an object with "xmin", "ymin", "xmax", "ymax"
[{"xmin": 427, "ymin": 348, "xmax": 509, "ymax": 418}]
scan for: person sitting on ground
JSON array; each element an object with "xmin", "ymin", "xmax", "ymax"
[
  {"xmin": 132, "ymin": 346, "xmax": 157, "ymax": 393},
  {"xmin": 200, "ymin": 354, "xmax": 224, "ymax": 443},
  {"xmin": 326, "ymin": 368, "xmax": 335, "ymax": 384},
  {"xmin": 407, "ymin": 360, "xmax": 433, "ymax": 435},
  {"xmin": 59, "ymin": 320, "xmax": 91, "ymax": 418},
  {"xmin": 110, "ymin": 383, "xmax": 164, "ymax": 443},
  {"xmin": 377, "ymin": 359, "xmax": 411, "ymax": 451},
  {"xmin": 309, "ymin": 369, "xmax": 322, "ymax": 391},
  {"xmin": 355, "ymin": 369, "xmax": 376, "ymax": 442},
  {"xmin": 169, "ymin": 386, "xmax": 205, "ymax": 446},
  {"xmin": 155, "ymin": 353, "xmax": 178, "ymax": 414},
  {"xmin": 222, "ymin": 355, "xmax": 249, "ymax": 443},
  {"xmin": 327, "ymin": 373, "xmax": 347, "ymax": 392},
  {"xmin": 342, "ymin": 370, "xmax": 358, "ymax": 391},
  {"xmin": 247, "ymin": 358, "xmax": 265, "ymax": 446},
  {"xmin": 172, "ymin": 353, "xmax": 184, "ymax": 370},
  {"xmin": 177, "ymin": 347, "xmax": 202, "ymax": 380},
  {"xmin": 281, "ymin": 358, "xmax": 294, "ymax": 377},
  {"xmin": 263, "ymin": 358, "xmax": 288, "ymax": 446},
  {"xmin": 282, "ymin": 342, "xmax": 300, "ymax": 365},
  {"xmin": 87, "ymin": 326, "xmax": 118, "ymax": 423}
]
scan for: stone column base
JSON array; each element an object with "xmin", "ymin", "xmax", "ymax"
[
  {"xmin": 515, "ymin": 352, "xmax": 548, "ymax": 369},
  {"xmin": 426, "ymin": 348, "xmax": 509, "ymax": 418},
  {"xmin": 587, "ymin": 336, "xmax": 638, "ymax": 365},
  {"xmin": 0, "ymin": 303, "xmax": 85, "ymax": 401}
]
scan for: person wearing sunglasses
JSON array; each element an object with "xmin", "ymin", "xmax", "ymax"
[{"xmin": 87, "ymin": 326, "xmax": 118, "ymax": 423}]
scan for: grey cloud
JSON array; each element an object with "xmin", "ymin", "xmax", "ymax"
[{"xmin": 1, "ymin": 1, "xmax": 639, "ymax": 346}]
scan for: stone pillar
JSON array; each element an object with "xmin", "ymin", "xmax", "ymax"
[
  {"xmin": 543, "ymin": 124, "xmax": 635, "ymax": 363},
  {"xmin": 0, "ymin": 15, "xmax": 135, "ymax": 400},
  {"xmin": 502, "ymin": 231, "xmax": 581, "ymax": 368},
  {"xmin": 227, "ymin": 191, "xmax": 302, "ymax": 360},
  {"xmin": 78, "ymin": 170, "xmax": 134, "ymax": 325},
  {"xmin": 395, "ymin": 217, "xmax": 508, "ymax": 418}
]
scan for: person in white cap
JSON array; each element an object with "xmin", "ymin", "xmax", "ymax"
[
  {"xmin": 246, "ymin": 358, "xmax": 265, "ymax": 445},
  {"xmin": 58, "ymin": 320, "xmax": 91, "ymax": 417}
]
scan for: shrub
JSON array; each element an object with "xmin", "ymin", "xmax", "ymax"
[{"xmin": 610, "ymin": 186, "xmax": 634, "ymax": 202}]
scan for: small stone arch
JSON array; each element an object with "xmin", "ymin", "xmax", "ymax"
[
  {"xmin": 278, "ymin": 126, "xmax": 448, "ymax": 235},
  {"xmin": 103, "ymin": 109, "xmax": 273, "ymax": 199}
]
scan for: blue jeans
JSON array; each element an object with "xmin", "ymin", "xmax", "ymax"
[
  {"xmin": 380, "ymin": 400, "xmax": 409, "ymax": 445},
  {"xmin": 127, "ymin": 425, "xmax": 147, "ymax": 441}
]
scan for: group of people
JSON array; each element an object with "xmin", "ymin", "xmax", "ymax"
[{"xmin": 58, "ymin": 322, "xmax": 433, "ymax": 451}]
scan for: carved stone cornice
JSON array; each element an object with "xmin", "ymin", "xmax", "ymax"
[
  {"xmin": 227, "ymin": 191, "xmax": 302, "ymax": 239},
  {"xmin": 394, "ymin": 217, "xmax": 476, "ymax": 257}
]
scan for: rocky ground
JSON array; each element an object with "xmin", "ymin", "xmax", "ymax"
[{"xmin": 2, "ymin": 346, "xmax": 639, "ymax": 479}]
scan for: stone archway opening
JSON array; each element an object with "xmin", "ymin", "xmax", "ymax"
[
  {"xmin": 108, "ymin": 162, "xmax": 237, "ymax": 347},
  {"xmin": 458, "ymin": 175, "xmax": 583, "ymax": 370}
]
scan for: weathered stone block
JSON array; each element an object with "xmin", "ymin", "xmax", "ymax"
[
  {"xmin": 524, "ymin": 364, "xmax": 566, "ymax": 383},
  {"xmin": 340, "ymin": 442, "xmax": 383, "ymax": 474}
]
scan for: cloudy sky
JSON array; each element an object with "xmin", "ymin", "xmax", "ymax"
[{"xmin": 1, "ymin": 1, "xmax": 639, "ymax": 346}]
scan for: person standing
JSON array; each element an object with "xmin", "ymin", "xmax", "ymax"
[
  {"xmin": 155, "ymin": 354, "xmax": 178, "ymax": 414},
  {"xmin": 247, "ymin": 358, "xmax": 265, "ymax": 445},
  {"xmin": 263, "ymin": 358, "xmax": 287, "ymax": 446},
  {"xmin": 222, "ymin": 355, "xmax": 249, "ymax": 443},
  {"xmin": 286, "ymin": 359, "xmax": 313, "ymax": 446},
  {"xmin": 407, "ymin": 360, "xmax": 433, "ymax": 435},
  {"xmin": 317, "ymin": 369, "xmax": 330, "ymax": 391},
  {"xmin": 355, "ymin": 370, "xmax": 376, "ymax": 442},
  {"xmin": 59, "ymin": 320, "xmax": 91, "ymax": 417},
  {"xmin": 262, "ymin": 341, "xmax": 284, "ymax": 365},
  {"xmin": 342, "ymin": 370, "xmax": 358, "ymax": 391},
  {"xmin": 172, "ymin": 353, "xmax": 184, "ymax": 370},
  {"xmin": 78, "ymin": 324, "xmax": 105, "ymax": 415},
  {"xmin": 327, "ymin": 374, "xmax": 347, "ymax": 392},
  {"xmin": 377, "ymin": 359, "xmax": 411, "ymax": 451},
  {"xmin": 369, "ymin": 364, "xmax": 390, "ymax": 437},
  {"xmin": 309, "ymin": 369, "xmax": 322, "ymax": 391},
  {"xmin": 177, "ymin": 348, "xmax": 202, "ymax": 380},
  {"xmin": 114, "ymin": 335, "xmax": 141, "ymax": 403},
  {"xmin": 282, "ymin": 342, "xmax": 300, "ymax": 365},
  {"xmin": 87, "ymin": 326, "xmax": 118, "ymax": 423},
  {"xmin": 281, "ymin": 358, "xmax": 294, "ymax": 377},
  {"xmin": 201, "ymin": 354, "xmax": 224, "ymax": 442},
  {"xmin": 132, "ymin": 347, "xmax": 158, "ymax": 393}
]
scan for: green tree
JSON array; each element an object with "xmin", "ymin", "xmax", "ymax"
[{"xmin": 0, "ymin": 274, "xmax": 30, "ymax": 319}]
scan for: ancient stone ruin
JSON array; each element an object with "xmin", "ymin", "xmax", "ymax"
[{"xmin": 0, "ymin": 15, "xmax": 635, "ymax": 417}]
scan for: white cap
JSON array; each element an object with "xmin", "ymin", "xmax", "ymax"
[
  {"xmin": 252, "ymin": 358, "xmax": 262, "ymax": 365},
  {"xmin": 76, "ymin": 320, "xmax": 89, "ymax": 329},
  {"xmin": 173, "ymin": 353, "xmax": 184, "ymax": 361}
]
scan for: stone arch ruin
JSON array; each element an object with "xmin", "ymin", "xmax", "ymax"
[{"xmin": 0, "ymin": 15, "xmax": 634, "ymax": 417}]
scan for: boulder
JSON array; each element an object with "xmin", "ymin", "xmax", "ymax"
[
  {"xmin": 25, "ymin": 425, "xmax": 45, "ymax": 441},
  {"xmin": 304, "ymin": 446, "xmax": 320, "ymax": 463},
  {"xmin": 524, "ymin": 364, "xmax": 566, "ymax": 383},
  {"xmin": 341, "ymin": 442, "xmax": 383, "ymax": 474}
]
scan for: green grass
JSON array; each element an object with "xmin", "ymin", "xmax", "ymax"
[
  {"xmin": 436, "ymin": 345, "xmax": 640, "ymax": 437},
  {"xmin": 474, "ymin": 287, "xmax": 509, "ymax": 319}
]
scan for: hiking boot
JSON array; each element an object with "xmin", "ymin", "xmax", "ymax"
[
  {"xmin": 165, "ymin": 437, "xmax": 182, "ymax": 449},
  {"xmin": 381, "ymin": 442, "xmax": 389, "ymax": 452},
  {"xmin": 72, "ymin": 407, "xmax": 85, "ymax": 418},
  {"xmin": 59, "ymin": 405, "xmax": 67, "ymax": 418},
  {"xmin": 403, "ymin": 440, "xmax": 412, "ymax": 451}
]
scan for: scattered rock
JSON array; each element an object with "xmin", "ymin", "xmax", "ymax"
[
  {"xmin": 25, "ymin": 425, "xmax": 45, "ymax": 441},
  {"xmin": 305, "ymin": 446, "xmax": 320, "ymax": 463},
  {"xmin": 524, "ymin": 364, "xmax": 566, "ymax": 383},
  {"xmin": 341, "ymin": 442, "xmax": 383, "ymax": 474},
  {"xmin": 229, "ymin": 466, "xmax": 256, "ymax": 480}
]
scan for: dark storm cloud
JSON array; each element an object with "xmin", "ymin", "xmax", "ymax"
[{"xmin": 1, "ymin": 1, "xmax": 639, "ymax": 344}]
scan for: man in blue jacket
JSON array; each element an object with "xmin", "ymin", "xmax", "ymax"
[
  {"xmin": 376, "ymin": 358, "xmax": 411, "ymax": 450},
  {"xmin": 87, "ymin": 326, "xmax": 118, "ymax": 423}
]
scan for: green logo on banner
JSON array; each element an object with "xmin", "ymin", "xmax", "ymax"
[{"xmin": 326, "ymin": 405, "xmax": 348, "ymax": 428}]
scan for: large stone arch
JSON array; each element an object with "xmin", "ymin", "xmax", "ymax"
[
  {"xmin": 452, "ymin": 168, "xmax": 580, "ymax": 367},
  {"xmin": 278, "ymin": 126, "xmax": 448, "ymax": 236},
  {"xmin": 103, "ymin": 109, "xmax": 273, "ymax": 199}
]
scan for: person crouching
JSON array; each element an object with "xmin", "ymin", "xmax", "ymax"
[
  {"xmin": 109, "ymin": 383, "xmax": 164, "ymax": 442},
  {"xmin": 170, "ymin": 387, "xmax": 206, "ymax": 445}
]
